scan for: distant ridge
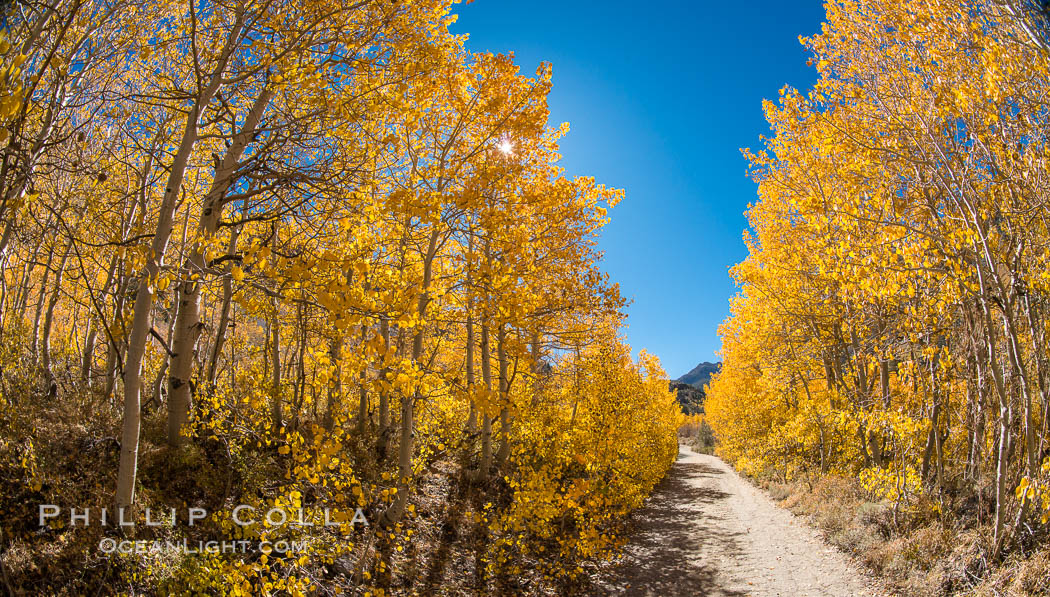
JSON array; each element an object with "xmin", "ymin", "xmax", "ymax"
[{"xmin": 677, "ymin": 361, "xmax": 721, "ymax": 389}]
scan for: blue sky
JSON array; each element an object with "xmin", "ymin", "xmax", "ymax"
[{"xmin": 453, "ymin": 1, "xmax": 825, "ymax": 378}]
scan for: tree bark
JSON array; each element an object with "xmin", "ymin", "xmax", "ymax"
[
  {"xmin": 323, "ymin": 333, "xmax": 343, "ymax": 431},
  {"xmin": 205, "ymin": 227, "xmax": 242, "ymax": 386},
  {"xmin": 377, "ymin": 318, "xmax": 392, "ymax": 455},
  {"xmin": 270, "ymin": 305, "xmax": 283, "ymax": 431},
  {"xmin": 30, "ymin": 240, "xmax": 57, "ymax": 360},
  {"xmin": 40, "ymin": 242, "xmax": 72, "ymax": 388},
  {"xmin": 357, "ymin": 326, "xmax": 369, "ymax": 434},
  {"xmin": 384, "ymin": 228, "xmax": 440, "ymax": 525},
  {"xmin": 478, "ymin": 321, "xmax": 493, "ymax": 480},
  {"xmin": 116, "ymin": 15, "xmax": 245, "ymax": 509},
  {"xmin": 166, "ymin": 87, "xmax": 271, "ymax": 446},
  {"xmin": 495, "ymin": 325, "xmax": 511, "ymax": 470}
]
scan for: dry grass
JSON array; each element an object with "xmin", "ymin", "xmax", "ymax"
[
  {"xmin": 754, "ymin": 473, "xmax": 1050, "ymax": 596},
  {"xmin": 971, "ymin": 548, "xmax": 1050, "ymax": 596}
]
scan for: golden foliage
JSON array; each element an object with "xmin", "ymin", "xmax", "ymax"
[
  {"xmin": 0, "ymin": 0, "xmax": 678, "ymax": 593},
  {"xmin": 709, "ymin": 0, "xmax": 1050, "ymax": 563}
]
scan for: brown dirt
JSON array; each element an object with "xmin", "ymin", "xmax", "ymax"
[{"xmin": 598, "ymin": 445, "xmax": 888, "ymax": 596}]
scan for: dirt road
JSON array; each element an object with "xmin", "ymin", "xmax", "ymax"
[{"xmin": 600, "ymin": 445, "xmax": 879, "ymax": 596}]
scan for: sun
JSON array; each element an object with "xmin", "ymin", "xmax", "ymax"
[{"xmin": 497, "ymin": 139, "xmax": 514, "ymax": 156}]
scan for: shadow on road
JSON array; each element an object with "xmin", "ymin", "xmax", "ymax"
[{"xmin": 597, "ymin": 450, "xmax": 749, "ymax": 597}]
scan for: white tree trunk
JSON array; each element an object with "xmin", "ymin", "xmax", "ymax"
[
  {"xmin": 116, "ymin": 15, "xmax": 244, "ymax": 508},
  {"xmin": 166, "ymin": 87, "xmax": 271, "ymax": 446},
  {"xmin": 40, "ymin": 242, "xmax": 72, "ymax": 388}
]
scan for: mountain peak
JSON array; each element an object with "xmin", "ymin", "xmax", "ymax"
[{"xmin": 677, "ymin": 361, "xmax": 721, "ymax": 388}]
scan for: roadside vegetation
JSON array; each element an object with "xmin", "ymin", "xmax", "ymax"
[
  {"xmin": 0, "ymin": 1, "xmax": 681, "ymax": 593},
  {"xmin": 708, "ymin": 0, "xmax": 1050, "ymax": 594}
]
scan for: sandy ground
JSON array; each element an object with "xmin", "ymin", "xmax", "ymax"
[{"xmin": 598, "ymin": 445, "xmax": 884, "ymax": 597}]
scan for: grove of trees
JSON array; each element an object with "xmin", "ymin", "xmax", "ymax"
[
  {"xmin": 0, "ymin": 0, "xmax": 681, "ymax": 593},
  {"xmin": 708, "ymin": 0, "xmax": 1050, "ymax": 577}
]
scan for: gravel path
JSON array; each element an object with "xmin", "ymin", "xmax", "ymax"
[{"xmin": 599, "ymin": 445, "xmax": 882, "ymax": 596}]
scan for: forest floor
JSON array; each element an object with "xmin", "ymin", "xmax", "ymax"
[{"xmin": 597, "ymin": 445, "xmax": 886, "ymax": 596}]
